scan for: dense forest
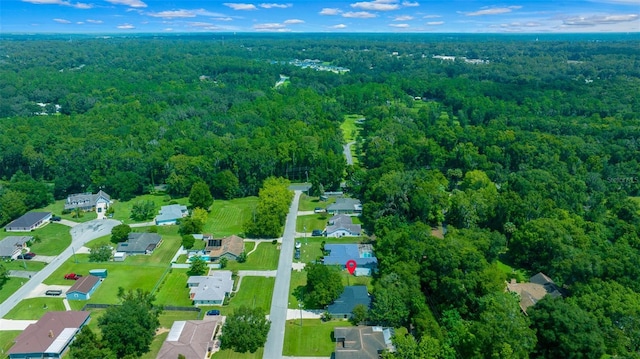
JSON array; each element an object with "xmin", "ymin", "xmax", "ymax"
[{"xmin": 1, "ymin": 33, "xmax": 639, "ymax": 358}]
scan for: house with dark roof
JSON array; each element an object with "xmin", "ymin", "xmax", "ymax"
[
  {"xmin": 116, "ymin": 232, "xmax": 162, "ymax": 255},
  {"xmin": 66, "ymin": 275, "xmax": 102, "ymax": 300},
  {"xmin": 64, "ymin": 190, "xmax": 112, "ymax": 219},
  {"xmin": 7, "ymin": 311, "xmax": 90, "ymax": 359},
  {"xmin": 327, "ymin": 198, "xmax": 362, "ymax": 215},
  {"xmin": 155, "ymin": 204, "xmax": 188, "ymax": 225},
  {"xmin": 506, "ymin": 272, "xmax": 564, "ymax": 314},
  {"xmin": 5, "ymin": 212, "xmax": 52, "ymax": 232},
  {"xmin": 205, "ymin": 234, "xmax": 245, "ymax": 261},
  {"xmin": 188, "ymin": 271, "xmax": 233, "ymax": 306},
  {"xmin": 325, "ymin": 214, "xmax": 362, "ymax": 238},
  {"xmin": 328, "ymin": 286, "xmax": 371, "ymax": 319},
  {"xmin": 157, "ymin": 318, "xmax": 222, "ymax": 359},
  {"xmin": 0, "ymin": 236, "xmax": 32, "ymax": 259},
  {"xmin": 323, "ymin": 244, "xmax": 377, "ymax": 276},
  {"xmin": 334, "ymin": 326, "xmax": 394, "ymax": 359}
]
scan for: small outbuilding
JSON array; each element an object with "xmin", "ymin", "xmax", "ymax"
[
  {"xmin": 66, "ymin": 275, "xmax": 102, "ymax": 301},
  {"xmin": 89, "ymin": 269, "xmax": 108, "ymax": 278}
]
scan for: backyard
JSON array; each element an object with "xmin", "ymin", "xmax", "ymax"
[
  {"xmin": 225, "ymin": 241, "xmax": 280, "ymax": 271},
  {"xmin": 204, "ymin": 196, "xmax": 259, "ymax": 236},
  {"xmin": 0, "ymin": 222, "xmax": 72, "ymax": 256},
  {"xmin": 283, "ymin": 319, "xmax": 349, "ymax": 357}
]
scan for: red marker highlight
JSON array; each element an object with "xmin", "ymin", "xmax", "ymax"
[{"xmin": 346, "ymin": 260, "xmax": 357, "ymax": 275}]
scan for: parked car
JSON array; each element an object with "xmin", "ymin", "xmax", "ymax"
[
  {"xmin": 17, "ymin": 254, "xmax": 33, "ymax": 260},
  {"xmin": 311, "ymin": 229, "xmax": 323, "ymax": 237},
  {"xmin": 51, "ymin": 216, "xmax": 62, "ymax": 222},
  {"xmin": 45, "ymin": 290, "xmax": 62, "ymax": 296},
  {"xmin": 64, "ymin": 273, "xmax": 82, "ymax": 280},
  {"xmin": 26, "ymin": 252, "xmax": 36, "ymax": 258},
  {"xmin": 206, "ymin": 310, "xmax": 220, "ymax": 316}
]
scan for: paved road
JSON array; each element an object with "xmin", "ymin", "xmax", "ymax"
[
  {"xmin": 343, "ymin": 141, "xmax": 356, "ymax": 166},
  {"xmin": 0, "ymin": 219, "xmax": 120, "ymax": 319},
  {"xmin": 263, "ymin": 190, "xmax": 301, "ymax": 359}
]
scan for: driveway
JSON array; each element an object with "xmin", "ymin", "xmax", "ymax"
[
  {"xmin": 343, "ymin": 141, "xmax": 356, "ymax": 166},
  {"xmin": 263, "ymin": 191, "xmax": 301, "ymax": 359},
  {"xmin": 0, "ymin": 219, "xmax": 121, "ymax": 319}
]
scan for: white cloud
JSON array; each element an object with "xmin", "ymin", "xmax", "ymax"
[
  {"xmin": 86, "ymin": 19, "xmax": 103, "ymax": 23},
  {"xmin": 53, "ymin": 18, "xmax": 71, "ymax": 23},
  {"xmin": 331, "ymin": 24, "xmax": 347, "ymax": 29},
  {"xmin": 284, "ymin": 19, "xmax": 304, "ymax": 24},
  {"xmin": 189, "ymin": 21, "xmax": 216, "ymax": 27},
  {"xmin": 224, "ymin": 3, "xmax": 258, "ymax": 10},
  {"xmin": 389, "ymin": 23, "xmax": 410, "ymax": 27},
  {"xmin": 215, "ymin": 17, "xmax": 234, "ymax": 21},
  {"xmin": 402, "ymin": 1, "xmax": 419, "ymax": 6},
  {"xmin": 563, "ymin": 14, "xmax": 639, "ymax": 26},
  {"xmin": 253, "ymin": 22, "xmax": 286, "ymax": 29},
  {"xmin": 76, "ymin": 21, "xmax": 84, "ymax": 24},
  {"xmin": 320, "ymin": 8, "xmax": 341, "ymax": 15},
  {"xmin": 462, "ymin": 6, "xmax": 522, "ymax": 16},
  {"xmin": 423, "ymin": 14, "xmax": 441, "ymax": 18},
  {"xmin": 394, "ymin": 15, "xmax": 414, "ymax": 21},
  {"xmin": 343, "ymin": 11, "xmax": 377, "ymax": 18},
  {"xmin": 23, "ymin": 0, "xmax": 92, "ymax": 9},
  {"xmin": 117, "ymin": 23, "xmax": 135, "ymax": 29},
  {"xmin": 426, "ymin": 21, "xmax": 444, "ymax": 25},
  {"xmin": 146, "ymin": 9, "xmax": 226, "ymax": 18},
  {"xmin": 259, "ymin": 3, "xmax": 292, "ymax": 8},
  {"xmin": 351, "ymin": 1, "xmax": 399, "ymax": 11},
  {"xmin": 106, "ymin": 0, "xmax": 147, "ymax": 8}
]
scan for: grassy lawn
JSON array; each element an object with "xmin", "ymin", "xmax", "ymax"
[
  {"xmin": 205, "ymin": 197, "xmax": 259, "ymax": 236},
  {"xmin": 283, "ymin": 319, "xmax": 349, "ymax": 357},
  {"xmin": 227, "ymin": 276, "xmax": 275, "ymax": 313},
  {"xmin": 497, "ymin": 259, "xmax": 528, "ymax": 283},
  {"xmin": 296, "ymin": 236, "xmax": 369, "ymax": 264},
  {"xmin": 0, "ymin": 223, "xmax": 72, "ymax": 256},
  {"xmin": 297, "ymin": 193, "xmax": 335, "ymax": 212},
  {"xmin": 110, "ymin": 193, "xmax": 189, "ymax": 225},
  {"xmin": 3, "ymin": 297, "xmax": 67, "ymax": 319},
  {"xmin": 0, "ymin": 278, "xmax": 25, "ymax": 306},
  {"xmin": 212, "ymin": 348, "xmax": 263, "ymax": 359},
  {"xmin": 288, "ymin": 270, "xmax": 306, "ymax": 308},
  {"xmin": 124, "ymin": 227, "xmax": 181, "ymax": 266},
  {"xmin": 296, "ymin": 214, "xmax": 329, "ymax": 233},
  {"xmin": 225, "ymin": 242, "xmax": 280, "ymax": 271},
  {"xmin": 154, "ymin": 268, "xmax": 192, "ymax": 307},
  {"xmin": 341, "ymin": 114, "xmax": 362, "ymax": 143},
  {"xmin": 2, "ymin": 259, "xmax": 47, "ymax": 272},
  {"xmin": 141, "ymin": 331, "xmax": 169, "ymax": 359},
  {"xmin": 157, "ymin": 310, "xmax": 199, "ymax": 329},
  {"xmin": 0, "ymin": 331, "xmax": 21, "ymax": 356}
]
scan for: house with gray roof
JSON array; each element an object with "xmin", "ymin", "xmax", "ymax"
[
  {"xmin": 157, "ymin": 318, "xmax": 222, "ymax": 359},
  {"xmin": 7, "ymin": 311, "xmax": 90, "ymax": 359},
  {"xmin": 334, "ymin": 326, "xmax": 394, "ymax": 359},
  {"xmin": 0, "ymin": 236, "xmax": 32, "ymax": 259},
  {"xmin": 5, "ymin": 212, "xmax": 51, "ymax": 232},
  {"xmin": 506, "ymin": 272, "xmax": 565, "ymax": 314},
  {"xmin": 327, "ymin": 198, "xmax": 362, "ymax": 215},
  {"xmin": 64, "ymin": 190, "xmax": 112, "ymax": 219},
  {"xmin": 116, "ymin": 232, "xmax": 162, "ymax": 255},
  {"xmin": 155, "ymin": 204, "xmax": 188, "ymax": 225},
  {"xmin": 66, "ymin": 275, "xmax": 102, "ymax": 301},
  {"xmin": 328, "ymin": 286, "xmax": 371, "ymax": 319},
  {"xmin": 323, "ymin": 244, "xmax": 377, "ymax": 276},
  {"xmin": 326, "ymin": 214, "xmax": 362, "ymax": 238},
  {"xmin": 188, "ymin": 270, "xmax": 233, "ymax": 306}
]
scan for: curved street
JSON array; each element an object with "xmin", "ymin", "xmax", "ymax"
[
  {"xmin": 263, "ymin": 190, "xmax": 301, "ymax": 359},
  {"xmin": 0, "ymin": 219, "xmax": 120, "ymax": 319}
]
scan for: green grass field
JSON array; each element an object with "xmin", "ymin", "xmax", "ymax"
[
  {"xmin": 288, "ymin": 269, "xmax": 306, "ymax": 308},
  {"xmin": 0, "ymin": 331, "xmax": 21, "ymax": 356},
  {"xmin": 297, "ymin": 193, "xmax": 335, "ymax": 212},
  {"xmin": 2, "ymin": 259, "xmax": 47, "ymax": 272},
  {"xmin": 154, "ymin": 268, "xmax": 192, "ymax": 307},
  {"xmin": 204, "ymin": 197, "xmax": 259, "ymax": 236},
  {"xmin": 296, "ymin": 214, "xmax": 329, "ymax": 234},
  {"xmin": 0, "ymin": 278, "xmax": 26, "ymax": 304},
  {"xmin": 3, "ymin": 297, "xmax": 67, "ymax": 319},
  {"xmin": 225, "ymin": 242, "xmax": 280, "ymax": 271},
  {"xmin": 110, "ymin": 193, "xmax": 190, "ymax": 224},
  {"xmin": 341, "ymin": 114, "xmax": 362, "ymax": 143},
  {"xmin": 212, "ymin": 348, "xmax": 263, "ymax": 359},
  {"xmin": 227, "ymin": 276, "xmax": 275, "ymax": 313},
  {"xmin": 283, "ymin": 319, "xmax": 349, "ymax": 356},
  {"xmin": 0, "ymin": 222, "xmax": 72, "ymax": 256},
  {"xmin": 497, "ymin": 259, "xmax": 528, "ymax": 283}
]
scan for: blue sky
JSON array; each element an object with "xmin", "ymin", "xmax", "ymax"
[{"xmin": 1, "ymin": 0, "xmax": 639, "ymax": 33}]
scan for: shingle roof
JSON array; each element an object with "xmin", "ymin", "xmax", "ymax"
[
  {"xmin": 157, "ymin": 319, "xmax": 221, "ymax": 359},
  {"xmin": 334, "ymin": 326, "xmax": 391, "ymax": 359},
  {"xmin": 5, "ymin": 212, "xmax": 51, "ymax": 230},
  {"xmin": 8, "ymin": 311, "xmax": 90, "ymax": 355},
  {"xmin": 0, "ymin": 236, "xmax": 32, "ymax": 257},
  {"xmin": 323, "ymin": 244, "xmax": 377, "ymax": 268},
  {"xmin": 116, "ymin": 232, "xmax": 161, "ymax": 253},
  {"xmin": 156, "ymin": 204, "xmax": 188, "ymax": 223},
  {"xmin": 208, "ymin": 235, "xmax": 244, "ymax": 258},
  {"xmin": 188, "ymin": 271, "xmax": 234, "ymax": 302},
  {"xmin": 327, "ymin": 198, "xmax": 362, "ymax": 212},
  {"xmin": 328, "ymin": 286, "xmax": 371, "ymax": 315},
  {"xmin": 64, "ymin": 190, "xmax": 111, "ymax": 210},
  {"xmin": 326, "ymin": 214, "xmax": 362, "ymax": 236},
  {"xmin": 67, "ymin": 275, "xmax": 100, "ymax": 295}
]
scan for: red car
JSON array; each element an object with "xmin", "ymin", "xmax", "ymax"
[{"xmin": 64, "ymin": 273, "xmax": 83, "ymax": 280}]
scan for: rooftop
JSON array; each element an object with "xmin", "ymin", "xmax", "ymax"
[
  {"xmin": 8, "ymin": 311, "xmax": 90, "ymax": 355},
  {"xmin": 157, "ymin": 319, "xmax": 221, "ymax": 359}
]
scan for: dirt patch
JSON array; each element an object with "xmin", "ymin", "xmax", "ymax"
[{"xmin": 156, "ymin": 327, "xmax": 171, "ymax": 336}]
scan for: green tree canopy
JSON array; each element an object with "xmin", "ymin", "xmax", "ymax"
[
  {"xmin": 304, "ymin": 262, "xmax": 343, "ymax": 309},
  {"xmin": 110, "ymin": 224, "xmax": 131, "ymax": 244},
  {"xmin": 189, "ymin": 181, "xmax": 214, "ymax": 211},
  {"xmin": 219, "ymin": 306, "xmax": 270, "ymax": 353},
  {"xmin": 188, "ymin": 256, "xmax": 207, "ymax": 276}
]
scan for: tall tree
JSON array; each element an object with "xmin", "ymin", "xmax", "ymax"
[
  {"xmin": 220, "ymin": 306, "xmax": 270, "ymax": 353},
  {"xmin": 304, "ymin": 262, "xmax": 344, "ymax": 308},
  {"xmin": 189, "ymin": 181, "xmax": 214, "ymax": 210},
  {"xmin": 68, "ymin": 327, "xmax": 116, "ymax": 359},
  {"xmin": 110, "ymin": 224, "xmax": 131, "ymax": 244}
]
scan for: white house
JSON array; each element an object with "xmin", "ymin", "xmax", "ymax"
[{"xmin": 187, "ymin": 271, "xmax": 233, "ymax": 306}]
